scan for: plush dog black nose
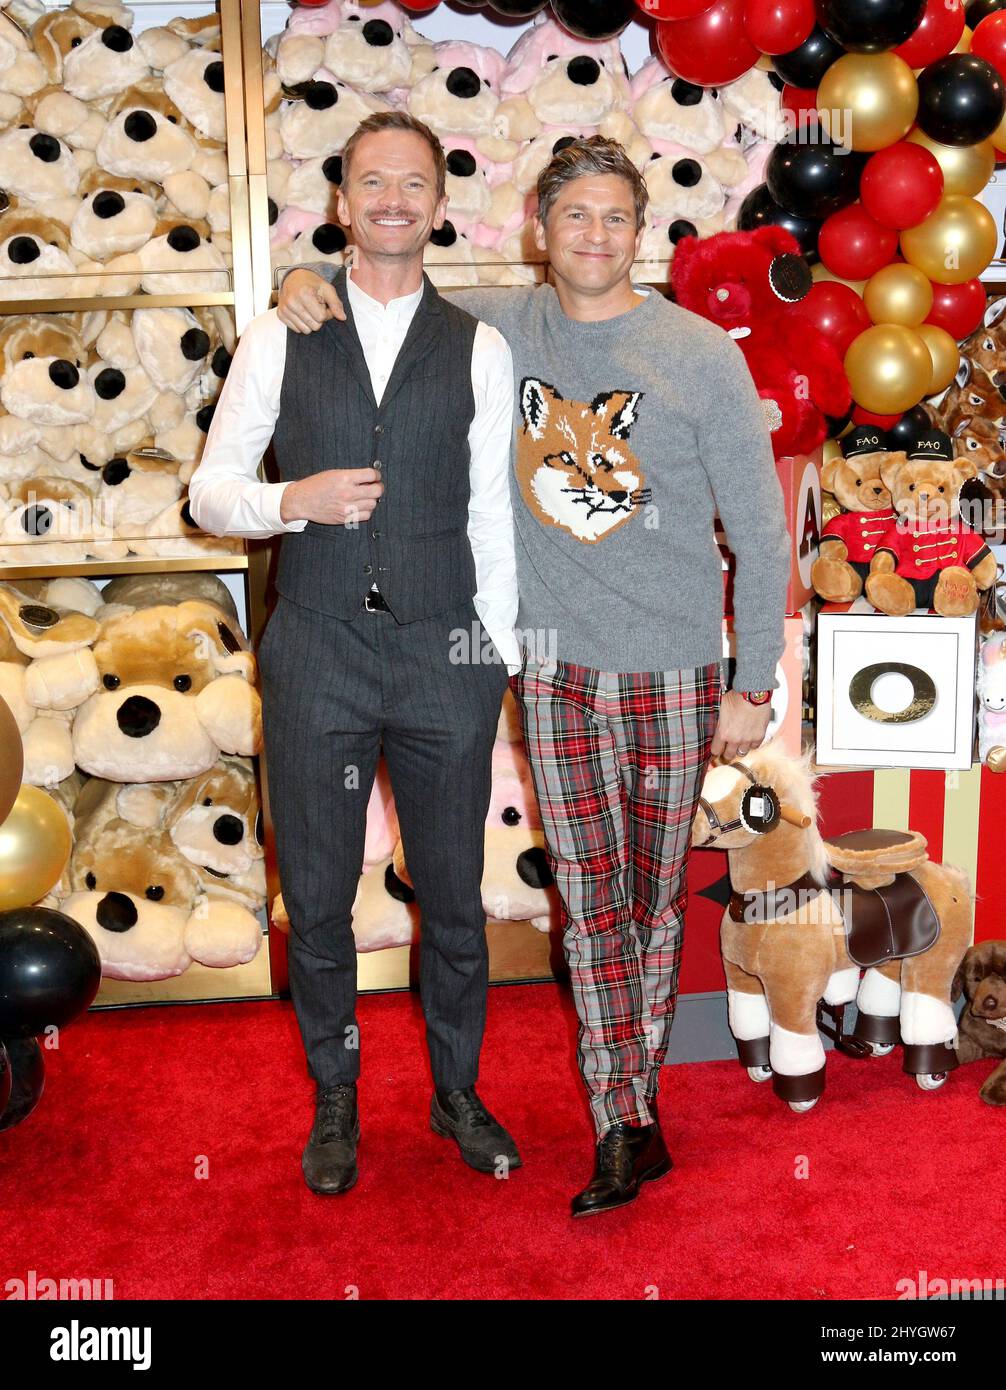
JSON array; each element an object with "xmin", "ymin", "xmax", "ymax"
[
  {"xmin": 124, "ymin": 110, "xmax": 157, "ymax": 142},
  {"xmin": 446, "ymin": 66, "xmax": 480, "ymax": 99},
  {"xmin": 204, "ymin": 60, "xmax": 225, "ymax": 93},
  {"xmin": 363, "ymin": 18, "xmax": 393, "ymax": 45},
  {"xmin": 102, "ymin": 457, "xmax": 130, "ymax": 486},
  {"xmin": 567, "ymin": 56, "xmax": 600, "ymax": 86},
  {"xmin": 517, "ymin": 847, "xmax": 553, "ymax": 890},
  {"xmin": 116, "ymin": 694, "xmax": 161, "ymax": 739},
  {"xmin": 668, "ymin": 219, "xmax": 697, "ymax": 244},
  {"xmin": 101, "ymin": 24, "xmax": 133, "ymax": 51},
  {"xmin": 181, "ymin": 327, "xmax": 210, "ymax": 361},
  {"xmin": 49, "ymin": 359, "xmax": 79, "ymax": 390},
  {"xmin": 313, "ymin": 223, "xmax": 346, "ymax": 255},
  {"xmin": 672, "ymin": 78, "xmax": 703, "ymax": 106},
  {"xmin": 304, "ymin": 81, "xmax": 337, "ymax": 110},
  {"xmin": 8, "ymin": 235, "xmax": 39, "ymax": 264},
  {"xmin": 29, "ymin": 133, "xmax": 60, "ymax": 163},
  {"xmin": 21, "ymin": 505, "xmax": 52, "ymax": 536},
  {"xmin": 673, "ymin": 158, "xmax": 702, "ymax": 188},
  {"xmin": 322, "ymin": 154, "xmax": 342, "ymax": 185},
  {"xmin": 94, "ymin": 367, "xmax": 124, "ymax": 399},
  {"xmin": 447, "ymin": 149, "xmax": 477, "ymax": 178},
  {"xmin": 96, "ymin": 892, "xmax": 138, "ymax": 933},
  {"xmin": 983, "ymin": 994, "xmax": 1000, "ymax": 1012},
  {"xmin": 167, "ymin": 225, "xmax": 200, "ymax": 253},
  {"xmin": 93, "ymin": 190, "xmax": 126, "ymax": 219},
  {"xmin": 213, "ymin": 814, "xmax": 244, "ymax": 847}
]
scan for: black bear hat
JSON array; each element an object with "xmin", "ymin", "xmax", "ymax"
[
  {"xmin": 841, "ymin": 424, "xmax": 888, "ymax": 459},
  {"xmin": 907, "ymin": 429, "xmax": 954, "ymax": 462}
]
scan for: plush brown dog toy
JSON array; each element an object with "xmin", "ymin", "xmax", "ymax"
[{"xmin": 953, "ymin": 940, "xmax": 1006, "ymax": 1105}]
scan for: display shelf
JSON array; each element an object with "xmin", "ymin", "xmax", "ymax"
[{"xmin": 2, "ymin": 554, "xmax": 249, "ymax": 581}]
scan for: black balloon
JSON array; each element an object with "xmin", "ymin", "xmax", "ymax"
[
  {"xmin": 887, "ymin": 404, "xmax": 932, "ymax": 450},
  {"xmin": 737, "ymin": 183, "xmax": 822, "ymax": 262},
  {"xmin": 916, "ymin": 54, "xmax": 1006, "ymax": 146},
  {"xmin": 825, "ymin": 408, "xmax": 854, "ymax": 437},
  {"xmin": 965, "ymin": 0, "xmax": 1006, "ymax": 27},
  {"xmin": 766, "ymin": 140, "xmax": 864, "ymax": 220},
  {"xmin": 0, "ymin": 907, "xmax": 100, "ymax": 1039},
  {"xmin": 0, "ymin": 1036, "xmax": 44, "ymax": 1132},
  {"xmin": 549, "ymin": 0, "xmax": 634, "ymax": 39},
  {"xmin": 816, "ymin": 0, "xmax": 926, "ymax": 52},
  {"xmin": 489, "ymin": 0, "xmax": 548, "ymax": 12},
  {"xmin": 772, "ymin": 24, "xmax": 845, "ymax": 88}
]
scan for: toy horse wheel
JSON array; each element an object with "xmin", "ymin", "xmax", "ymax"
[
  {"xmin": 916, "ymin": 1071, "xmax": 949, "ymax": 1091},
  {"xmin": 747, "ymin": 1065, "xmax": 773, "ymax": 1083},
  {"xmin": 866, "ymin": 1042, "xmax": 895, "ymax": 1057},
  {"xmin": 789, "ymin": 1098, "xmax": 818, "ymax": 1112}
]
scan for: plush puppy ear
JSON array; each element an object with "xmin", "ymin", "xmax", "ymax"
[
  {"xmin": 178, "ymin": 600, "xmax": 254, "ymax": 680},
  {"xmin": 951, "ymin": 947, "xmax": 972, "ymax": 1002}
]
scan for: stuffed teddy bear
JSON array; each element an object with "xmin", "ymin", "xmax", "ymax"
[
  {"xmin": 61, "ymin": 773, "xmax": 262, "ymax": 981},
  {"xmin": 21, "ymin": 570, "xmax": 262, "ymax": 781},
  {"xmin": 811, "ymin": 425, "xmax": 901, "ymax": 603},
  {"xmin": 671, "ymin": 225, "xmax": 852, "ymax": 458},
  {"xmin": 865, "ymin": 430, "xmax": 998, "ymax": 617},
  {"xmin": 977, "ymin": 631, "xmax": 1006, "ymax": 772},
  {"xmin": 953, "ymin": 941, "xmax": 1006, "ymax": 1104}
]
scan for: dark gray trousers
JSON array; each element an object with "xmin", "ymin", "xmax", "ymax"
[{"xmin": 258, "ymin": 593, "xmax": 507, "ymax": 1092}]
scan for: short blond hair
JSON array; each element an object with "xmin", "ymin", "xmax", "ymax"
[{"xmin": 536, "ymin": 136, "xmax": 648, "ymax": 230}]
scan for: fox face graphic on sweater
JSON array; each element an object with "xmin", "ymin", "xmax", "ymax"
[{"xmin": 517, "ymin": 377, "xmax": 651, "ymax": 543}]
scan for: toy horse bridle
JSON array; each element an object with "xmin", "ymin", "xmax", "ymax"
[{"xmin": 697, "ymin": 759, "xmax": 811, "ymax": 843}]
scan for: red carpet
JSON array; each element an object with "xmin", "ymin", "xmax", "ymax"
[{"xmin": 2, "ymin": 982, "xmax": 1001, "ymax": 1301}]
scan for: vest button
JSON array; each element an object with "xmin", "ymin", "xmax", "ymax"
[
  {"xmin": 363, "ymin": 564, "xmax": 373, "ymax": 575},
  {"xmin": 374, "ymin": 424, "xmax": 383, "ymax": 435},
  {"xmin": 373, "ymin": 460, "xmax": 382, "ymax": 471},
  {"xmin": 372, "ymin": 530, "xmax": 380, "ymax": 539}
]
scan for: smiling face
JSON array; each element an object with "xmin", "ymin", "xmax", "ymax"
[
  {"xmin": 534, "ymin": 173, "xmax": 642, "ymax": 301},
  {"xmin": 337, "ymin": 128, "xmax": 447, "ymax": 266}
]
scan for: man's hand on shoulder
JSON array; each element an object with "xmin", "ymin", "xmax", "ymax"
[{"xmin": 278, "ymin": 269, "xmax": 346, "ymax": 333}]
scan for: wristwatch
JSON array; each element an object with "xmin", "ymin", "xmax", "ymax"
[{"xmin": 739, "ymin": 689, "xmax": 772, "ymax": 706}]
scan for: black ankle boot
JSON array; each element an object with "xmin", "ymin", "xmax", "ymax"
[
  {"xmin": 302, "ymin": 1083, "xmax": 359, "ymax": 1195},
  {"xmin": 571, "ymin": 1121, "xmax": 672, "ymax": 1217}
]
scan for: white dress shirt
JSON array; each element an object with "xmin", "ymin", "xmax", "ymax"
[{"xmin": 188, "ymin": 271, "xmax": 521, "ymax": 671}]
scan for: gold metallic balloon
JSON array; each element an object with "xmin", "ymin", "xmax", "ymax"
[
  {"xmin": 811, "ymin": 261, "xmax": 866, "ymax": 295},
  {"xmin": 906, "ymin": 129, "xmax": 995, "ymax": 197},
  {"xmin": 0, "ymin": 785, "xmax": 72, "ymax": 912},
  {"xmin": 900, "ymin": 194, "xmax": 998, "ymax": 284},
  {"xmin": 864, "ymin": 263, "xmax": 934, "ymax": 326},
  {"xmin": 917, "ymin": 322, "xmax": 961, "ymax": 394},
  {"xmin": 954, "ymin": 25, "xmax": 972, "ymax": 53},
  {"xmin": 818, "ymin": 53, "xmax": 918, "ymax": 152},
  {"xmin": 844, "ymin": 324, "xmax": 934, "ymax": 414},
  {"xmin": 0, "ymin": 695, "xmax": 22, "ymax": 826}
]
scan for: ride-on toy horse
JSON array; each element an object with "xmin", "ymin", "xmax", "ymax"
[{"xmin": 691, "ymin": 740, "xmax": 972, "ymax": 1111}]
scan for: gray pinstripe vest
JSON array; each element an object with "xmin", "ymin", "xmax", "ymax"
[{"xmin": 273, "ymin": 266, "xmax": 479, "ymax": 623}]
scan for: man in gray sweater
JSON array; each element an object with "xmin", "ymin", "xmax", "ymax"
[{"xmin": 279, "ymin": 136, "xmax": 790, "ymax": 1216}]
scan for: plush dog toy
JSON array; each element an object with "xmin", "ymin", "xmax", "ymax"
[
  {"xmin": 953, "ymin": 941, "xmax": 1006, "ymax": 1105},
  {"xmin": 812, "ymin": 425, "xmax": 901, "ymax": 603},
  {"xmin": 671, "ymin": 226, "xmax": 852, "ymax": 458},
  {"xmin": 865, "ymin": 430, "xmax": 997, "ymax": 617},
  {"xmin": 61, "ymin": 774, "xmax": 262, "ymax": 980}
]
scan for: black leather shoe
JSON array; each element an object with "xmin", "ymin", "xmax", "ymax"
[
  {"xmin": 571, "ymin": 1121, "xmax": 672, "ymax": 1217},
  {"xmin": 430, "ymin": 1086, "xmax": 522, "ymax": 1174},
  {"xmin": 302, "ymin": 1083, "xmax": 359, "ymax": 1195}
]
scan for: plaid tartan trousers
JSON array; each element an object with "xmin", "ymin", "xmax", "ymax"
[{"xmin": 510, "ymin": 656, "xmax": 723, "ymax": 1136}]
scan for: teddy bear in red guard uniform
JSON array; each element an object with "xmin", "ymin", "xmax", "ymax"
[{"xmin": 670, "ymin": 226, "xmax": 851, "ymax": 459}]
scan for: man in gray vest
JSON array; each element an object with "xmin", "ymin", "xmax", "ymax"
[{"xmin": 188, "ymin": 111, "xmax": 521, "ymax": 1195}]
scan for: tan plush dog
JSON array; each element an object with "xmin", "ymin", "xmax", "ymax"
[
  {"xmin": 61, "ymin": 774, "xmax": 261, "ymax": 981},
  {"xmin": 164, "ymin": 755, "xmax": 266, "ymax": 911},
  {"xmin": 811, "ymin": 425, "xmax": 900, "ymax": 604},
  {"xmin": 865, "ymin": 430, "xmax": 998, "ymax": 617}
]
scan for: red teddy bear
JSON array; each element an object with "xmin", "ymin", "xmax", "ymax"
[{"xmin": 671, "ymin": 226, "xmax": 851, "ymax": 459}]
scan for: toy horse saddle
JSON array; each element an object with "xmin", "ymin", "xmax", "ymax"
[{"xmin": 728, "ymin": 828, "xmax": 940, "ymax": 968}]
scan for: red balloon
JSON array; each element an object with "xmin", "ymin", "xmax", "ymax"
[
  {"xmin": 743, "ymin": 0, "xmax": 815, "ymax": 54},
  {"xmin": 853, "ymin": 407, "xmax": 902, "ymax": 427},
  {"xmin": 925, "ymin": 279, "xmax": 988, "ymax": 340},
  {"xmin": 781, "ymin": 83, "xmax": 819, "ymax": 134},
  {"xmin": 818, "ymin": 204, "xmax": 899, "ymax": 281},
  {"xmin": 634, "ymin": 0, "xmax": 715, "ymax": 16},
  {"xmin": 799, "ymin": 281, "xmax": 872, "ymax": 356},
  {"xmin": 859, "ymin": 142, "xmax": 944, "ymax": 231},
  {"xmin": 655, "ymin": 0, "xmax": 760, "ymax": 86},
  {"xmin": 398, "ymin": 0, "xmax": 440, "ymax": 9},
  {"xmin": 971, "ymin": 11, "xmax": 1006, "ymax": 82},
  {"xmin": 893, "ymin": 0, "xmax": 965, "ymax": 68}
]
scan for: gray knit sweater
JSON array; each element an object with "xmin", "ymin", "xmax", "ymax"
[{"xmin": 293, "ymin": 268, "xmax": 790, "ymax": 689}]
